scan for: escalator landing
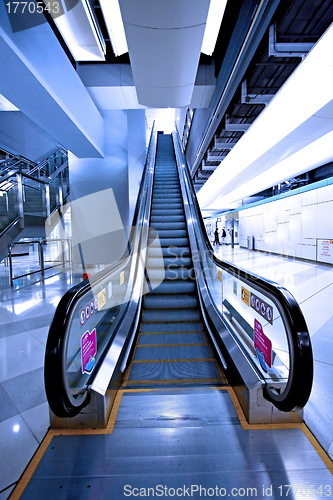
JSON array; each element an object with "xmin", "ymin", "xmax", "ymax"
[{"xmin": 19, "ymin": 387, "xmax": 333, "ymax": 499}]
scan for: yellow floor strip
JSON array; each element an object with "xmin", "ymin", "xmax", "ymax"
[
  {"xmin": 9, "ymin": 390, "xmax": 125, "ymax": 500},
  {"xmin": 223, "ymin": 386, "xmax": 333, "ymax": 475},
  {"xmin": 123, "ymin": 378, "xmax": 222, "ymax": 385}
]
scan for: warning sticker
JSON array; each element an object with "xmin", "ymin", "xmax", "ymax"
[
  {"xmin": 218, "ymin": 269, "xmax": 222, "ymax": 282},
  {"xmin": 98, "ymin": 288, "xmax": 106, "ymax": 310},
  {"xmin": 241, "ymin": 287, "xmax": 250, "ymax": 306},
  {"xmin": 250, "ymin": 292, "xmax": 273, "ymax": 324},
  {"xmin": 81, "ymin": 328, "xmax": 97, "ymax": 374},
  {"xmin": 254, "ymin": 319, "xmax": 272, "ymax": 371},
  {"xmin": 120, "ymin": 271, "xmax": 125, "ymax": 285}
]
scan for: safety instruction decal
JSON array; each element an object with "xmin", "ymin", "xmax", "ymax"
[
  {"xmin": 120, "ymin": 271, "xmax": 125, "ymax": 285},
  {"xmin": 98, "ymin": 288, "xmax": 106, "ymax": 310},
  {"xmin": 250, "ymin": 292, "xmax": 273, "ymax": 324},
  {"xmin": 81, "ymin": 328, "xmax": 97, "ymax": 374},
  {"xmin": 254, "ymin": 319, "xmax": 272, "ymax": 372},
  {"xmin": 241, "ymin": 286, "xmax": 250, "ymax": 306},
  {"xmin": 217, "ymin": 269, "xmax": 222, "ymax": 282}
]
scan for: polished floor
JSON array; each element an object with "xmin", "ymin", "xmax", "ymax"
[
  {"xmin": 0, "ymin": 247, "xmax": 82, "ymax": 500},
  {"xmin": 1, "ymin": 243, "xmax": 333, "ymax": 499},
  {"xmin": 19, "ymin": 388, "xmax": 333, "ymax": 499}
]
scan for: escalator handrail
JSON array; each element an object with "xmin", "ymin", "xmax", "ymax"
[
  {"xmin": 44, "ymin": 124, "xmax": 157, "ymax": 418},
  {"xmin": 173, "ymin": 128, "xmax": 313, "ymax": 412}
]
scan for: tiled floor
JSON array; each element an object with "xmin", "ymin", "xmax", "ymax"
[
  {"xmin": 0, "ymin": 248, "xmax": 82, "ymax": 499},
  {"xmin": 213, "ymin": 243, "xmax": 333, "ymax": 460}
]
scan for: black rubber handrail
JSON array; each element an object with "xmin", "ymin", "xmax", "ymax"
[
  {"xmin": 44, "ymin": 125, "xmax": 157, "ymax": 418},
  {"xmin": 173, "ymin": 129, "xmax": 313, "ymax": 412}
]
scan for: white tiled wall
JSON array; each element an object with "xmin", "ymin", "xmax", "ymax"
[{"xmin": 239, "ymin": 183, "xmax": 333, "ymax": 262}]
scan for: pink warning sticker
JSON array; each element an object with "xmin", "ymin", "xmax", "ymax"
[
  {"xmin": 81, "ymin": 328, "xmax": 97, "ymax": 374},
  {"xmin": 254, "ymin": 319, "xmax": 272, "ymax": 371}
]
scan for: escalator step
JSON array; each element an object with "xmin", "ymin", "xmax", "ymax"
[
  {"xmin": 149, "ymin": 237, "xmax": 189, "ymax": 247},
  {"xmin": 150, "ymin": 215, "xmax": 185, "ymax": 223},
  {"xmin": 146, "ymin": 256, "xmax": 192, "ymax": 268},
  {"xmin": 147, "ymin": 246, "xmax": 190, "ymax": 258},
  {"xmin": 144, "ymin": 280, "xmax": 196, "ymax": 294},
  {"xmin": 140, "ymin": 322, "xmax": 203, "ymax": 333},
  {"xmin": 133, "ymin": 345, "xmax": 212, "ymax": 361},
  {"xmin": 128, "ymin": 359, "xmax": 220, "ymax": 382},
  {"xmin": 146, "ymin": 268, "xmax": 194, "ymax": 281},
  {"xmin": 142, "ymin": 309, "xmax": 200, "ymax": 323},
  {"xmin": 137, "ymin": 332, "xmax": 207, "ymax": 344},
  {"xmin": 152, "ymin": 229, "xmax": 188, "ymax": 238},
  {"xmin": 144, "ymin": 294, "xmax": 198, "ymax": 309},
  {"xmin": 151, "ymin": 209, "xmax": 184, "ymax": 216},
  {"xmin": 150, "ymin": 222, "xmax": 186, "ymax": 230}
]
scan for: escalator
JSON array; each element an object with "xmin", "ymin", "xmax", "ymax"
[
  {"xmin": 44, "ymin": 127, "xmax": 313, "ymax": 427},
  {"xmin": 126, "ymin": 134, "xmax": 225, "ymax": 388}
]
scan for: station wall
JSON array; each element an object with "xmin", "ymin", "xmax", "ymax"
[{"xmin": 239, "ymin": 182, "xmax": 333, "ymax": 264}]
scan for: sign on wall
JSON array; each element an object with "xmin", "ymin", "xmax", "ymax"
[{"xmin": 317, "ymin": 239, "xmax": 333, "ymax": 264}]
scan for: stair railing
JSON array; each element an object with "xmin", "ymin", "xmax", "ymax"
[{"xmin": 0, "ymin": 150, "xmax": 69, "ymax": 234}]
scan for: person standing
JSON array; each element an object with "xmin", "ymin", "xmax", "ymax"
[
  {"xmin": 213, "ymin": 228, "xmax": 220, "ymax": 245},
  {"xmin": 221, "ymin": 227, "xmax": 226, "ymax": 245}
]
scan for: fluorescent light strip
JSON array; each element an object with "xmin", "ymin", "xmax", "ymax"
[
  {"xmin": 53, "ymin": 0, "xmax": 105, "ymax": 61},
  {"xmin": 211, "ymin": 129, "xmax": 333, "ymax": 208},
  {"xmin": 201, "ymin": 0, "xmax": 227, "ymax": 56},
  {"xmin": 99, "ymin": 0, "xmax": 128, "ymax": 57},
  {"xmin": 198, "ymin": 22, "xmax": 333, "ymax": 209}
]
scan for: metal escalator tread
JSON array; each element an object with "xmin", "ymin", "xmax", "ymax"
[{"xmin": 125, "ymin": 134, "xmax": 224, "ymax": 388}]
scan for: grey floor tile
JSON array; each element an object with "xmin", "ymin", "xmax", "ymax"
[
  {"xmin": 0, "ymin": 414, "xmax": 38, "ymax": 492},
  {"xmin": 21, "ymin": 402, "xmax": 50, "ymax": 443},
  {"xmin": 0, "ymin": 313, "xmax": 54, "ymax": 339},
  {"xmin": 0, "ymin": 385, "xmax": 18, "ymax": 422},
  {"xmin": 2, "ymin": 367, "xmax": 46, "ymax": 413}
]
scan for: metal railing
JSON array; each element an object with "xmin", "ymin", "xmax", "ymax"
[
  {"xmin": 0, "ymin": 151, "xmax": 69, "ymax": 235},
  {"xmin": 7, "ymin": 238, "xmax": 72, "ymax": 287}
]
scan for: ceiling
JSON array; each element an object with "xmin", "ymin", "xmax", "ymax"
[{"xmin": 189, "ymin": 0, "xmax": 333, "ymax": 197}]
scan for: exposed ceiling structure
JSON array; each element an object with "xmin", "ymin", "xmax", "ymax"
[
  {"xmin": 2, "ymin": 0, "xmax": 332, "ymax": 211},
  {"xmin": 48, "ymin": 0, "xmax": 218, "ymax": 110},
  {"xmin": 188, "ymin": 0, "xmax": 333, "ymax": 207}
]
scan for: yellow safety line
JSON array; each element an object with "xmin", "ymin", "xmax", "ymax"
[
  {"xmin": 120, "ymin": 386, "xmax": 227, "ymax": 393},
  {"xmin": 122, "ymin": 378, "xmax": 222, "ymax": 385},
  {"xmin": 221, "ymin": 386, "xmax": 333, "ymax": 475},
  {"xmin": 132, "ymin": 358, "xmax": 215, "ymax": 363},
  {"xmin": 9, "ymin": 390, "xmax": 125, "ymax": 500}
]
